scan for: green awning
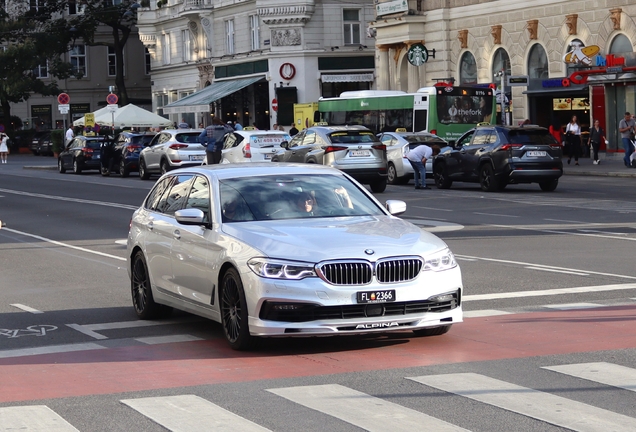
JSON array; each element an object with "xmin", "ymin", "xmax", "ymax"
[{"xmin": 163, "ymin": 76, "xmax": 264, "ymax": 114}]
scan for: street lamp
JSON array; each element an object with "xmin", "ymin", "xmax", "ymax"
[{"xmin": 494, "ymin": 70, "xmax": 507, "ymax": 125}]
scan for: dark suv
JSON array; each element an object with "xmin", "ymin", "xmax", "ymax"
[{"xmin": 433, "ymin": 125, "xmax": 563, "ymax": 192}]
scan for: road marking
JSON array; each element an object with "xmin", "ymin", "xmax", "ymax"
[
  {"xmin": 409, "ymin": 373, "xmax": 636, "ymax": 432},
  {"xmin": 404, "ymin": 219, "xmax": 465, "ymax": 233},
  {"xmin": 543, "ymin": 303, "xmax": 602, "ymax": 310},
  {"xmin": 10, "ymin": 303, "xmax": 43, "ymax": 314},
  {"xmin": 463, "ymin": 310, "xmax": 512, "ymax": 318},
  {"xmin": 0, "ymin": 187, "xmax": 139, "ymax": 210},
  {"xmin": 0, "ymin": 405, "xmax": 79, "ymax": 431},
  {"xmin": 135, "ymin": 334, "xmax": 203, "ymax": 345},
  {"xmin": 121, "ymin": 395, "xmax": 271, "ymax": 432},
  {"xmin": 524, "ymin": 267, "xmax": 589, "ymax": 276},
  {"xmin": 0, "ymin": 342, "xmax": 106, "ymax": 359},
  {"xmin": 473, "ymin": 212, "xmax": 520, "ymax": 218},
  {"xmin": 1, "ymin": 227, "xmax": 126, "ymax": 262},
  {"xmin": 578, "ymin": 229, "xmax": 628, "ymax": 235},
  {"xmin": 543, "ymin": 362, "xmax": 636, "ymax": 392},
  {"xmin": 463, "ymin": 283, "xmax": 636, "ymax": 301},
  {"xmin": 412, "ymin": 205, "xmax": 454, "ymax": 212},
  {"xmin": 488, "ymin": 223, "xmax": 636, "ymax": 242},
  {"xmin": 544, "ymin": 218, "xmax": 589, "ymax": 223},
  {"xmin": 456, "ymin": 254, "xmax": 636, "ymax": 280},
  {"xmin": 268, "ymin": 384, "xmax": 468, "ymax": 432},
  {"xmin": 67, "ymin": 319, "xmax": 192, "ymax": 340}
]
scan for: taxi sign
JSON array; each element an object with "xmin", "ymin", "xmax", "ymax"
[
  {"xmin": 314, "ymin": 122, "xmax": 329, "ymax": 126},
  {"xmin": 243, "ymin": 126, "xmax": 257, "ymax": 131},
  {"xmin": 395, "ymin": 128, "xmax": 407, "ymax": 132}
]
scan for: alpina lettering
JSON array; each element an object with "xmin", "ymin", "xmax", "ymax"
[{"xmin": 355, "ymin": 322, "xmax": 399, "ymax": 329}]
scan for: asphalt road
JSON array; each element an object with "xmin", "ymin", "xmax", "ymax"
[{"xmin": 1, "ymin": 155, "xmax": 636, "ymax": 431}]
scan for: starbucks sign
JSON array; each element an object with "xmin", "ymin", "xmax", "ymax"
[{"xmin": 407, "ymin": 43, "xmax": 429, "ymax": 66}]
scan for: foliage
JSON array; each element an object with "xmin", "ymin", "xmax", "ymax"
[
  {"xmin": 0, "ymin": 1, "xmax": 79, "ymax": 134},
  {"xmin": 51, "ymin": 129, "xmax": 64, "ymax": 154}
]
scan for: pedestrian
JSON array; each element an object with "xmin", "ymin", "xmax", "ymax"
[
  {"xmin": 0, "ymin": 133, "xmax": 9, "ymax": 164},
  {"xmin": 587, "ymin": 120, "xmax": 607, "ymax": 165},
  {"xmin": 549, "ymin": 117, "xmax": 563, "ymax": 147},
  {"xmin": 226, "ymin": 121, "xmax": 235, "ymax": 131},
  {"xmin": 233, "ymin": 120, "xmax": 243, "ymax": 131},
  {"xmin": 278, "ymin": 125, "xmax": 285, "ymax": 131},
  {"xmin": 200, "ymin": 118, "xmax": 233, "ymax": 164},
  {"xmin": 406, "ymin": 144, "xmax": 440, "ymax": 190},
  {"xmin": 178, "ymin": 119, "xmax": 190, "ymax": 129},
  {"xmin": 289, "ymin": 123, "xmax": 299, "ymax": 136},
  {"xmin": 565, "ymin": 115, "xmax": 581, "ymax": 166},
  {"xmin": 272, "ymin": 123, "xmax": 278, "ymax": 131},
  {"xmin": 65, "ymin": 125, "xmax": 75, "ymax": 145},
  {"xmin": 619, "ymin": 111, "xmax": 636, "ymax": 167}
]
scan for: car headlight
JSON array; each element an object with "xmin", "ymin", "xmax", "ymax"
[
  {"xmin": 248, "ymin": 258, "xmax": 317, "ymax": 280},
  {"xmin": 422, "ymin": 248, "xmax": 457, "ymax": 272}
]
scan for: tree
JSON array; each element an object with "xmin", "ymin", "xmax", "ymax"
[
  {"xmin": 68, "ymin": 0, "xmax": 141, "ymax": 107},
  {"xmin": 0, "ymin": 2, "xmax": 79, "ymax": 134}
]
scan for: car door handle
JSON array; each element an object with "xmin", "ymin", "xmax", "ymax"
[
  {"xmin": 173, "ymin": 230, "xmax": 181, "ymax": 240},
  {"xmin": 147, "ymin": 221, "xmax": 154, "ymax": 230}
]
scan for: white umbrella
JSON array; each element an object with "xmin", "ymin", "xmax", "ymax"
[{"xmin": 92, "ymin": 104, "xmax": 173, "ymax": 128}]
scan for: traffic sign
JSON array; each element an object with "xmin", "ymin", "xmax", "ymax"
[
  {"xmin": 272, "ymin": 98, "xmax": 278, "ymax": 112},
  {"xmin": 58, "ymin": 104, "xmax": 69, "ymax": 114},
  {"xmin": 107, "ymin": 104, "xmax": 118, "ymax": 112},
  {"xmin": 57, "ymin": 93, "xmax": 70, "ymax": 104},
  {"xmin": 85, "ymin": 113, "xmax": 95, "ymax": 127},
  {"xmin": 106, "ymin": 93, "xmax": 119, "ymax": 105}
]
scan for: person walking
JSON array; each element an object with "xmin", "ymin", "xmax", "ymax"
[
  {"xmin": 200, "ymin": 118, "xmax": 233, "ymax": 164},
  {"xmin": 619, "ymin": 111, "xmax": 636, "ymax": 167},
  {"xmin": 587, "ymin": 120, "xmax": 607, "ymax": 165},
  {"xmin": 549, "ymin": 118, "xmax": 563, "ymax": 147},
  {"xmin": 406, "ymin": 144, "xmax": 440, "ymax": 190},
  {"xmin": 65, "ymin": 125, "xmax": 75, "ymax": 145},
  {"xmin": 289, "ymin": 123, "xmax": 299, "ymax": 136},
  {"xmin": 0, "ymin": 133, "xmax": 9, "ymax": 164},
  {"xmin": 565, "ymin": 115, "xmax": 581, "ymax": 165}
]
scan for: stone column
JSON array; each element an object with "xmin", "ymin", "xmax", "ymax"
[
  {"xmin": 408, "ymin": 63, "xmax": 420, "ymax": 93},
  {"xmin": 377, "ymin": 46, "xmax": 390, "ymax": 90}
]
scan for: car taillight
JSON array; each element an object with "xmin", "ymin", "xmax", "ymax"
[
  {"xmin": 126, "ymin": 145, "xmax": 141, "ymax": 152},
  {"xmin": 82, "ymin": 147, "xmax": 94, "ymax": 156},
  {"xmin": 169, "ymin": 144, "xmax": 188, "ymax": 150},
  {"xmin": 372, "ymin": 144, "xmax": 386, "ymax": 151},
  {"xmin": 243, "ymin": 143, "xmax": 252, "ymax": 158},
  {"xmin": 324, "ymin": 145, "xmax": 347, "ymax": 154},
  {"xmin": 430, "ymin": 129, "xmax": 437, "ymax": 135},
  {"xmin": 499, "ymin": 144, "xmax": 522, "ymax": 151}
]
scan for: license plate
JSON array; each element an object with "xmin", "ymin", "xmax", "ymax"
[
  {"xmin": 357, "ymin": 289, "xmax": 396, "ymax": 304},
  {"xmin": 190, "ymin": 155, "xmax": 205, "ymax": 161},
  {"xmin": 526, "ymin": 151, "xmax": 546, "ymax": 157},
  {"xmin": 264, "ymin": 153, "xmax": 272, "ymax": 159},
  {"xmin": 350, "ymin": 150, "xmax": 370, "ymax": 157}
]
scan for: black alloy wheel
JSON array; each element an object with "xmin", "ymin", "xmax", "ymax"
[
  {"xmin": 160, "ymin": 159, "xmax": 170, "ymax": 175},
  {"xmin": 434, "ymin": 163, "xmax": 452, "ymax": 189},
  {"xmin": 139, "ymin": 159, "xmax": 150, "ymax": 180},
  {"xmin": 370, "ymin": 178, "xmax": 387, "ymax": 193},
  {"xmin": 120, "ymin": 160, "xmax": 130, "ymax": 177},
  {"xmin": 220, "ymin": 268, "xmax": 254, "ymax": 350},
  {"xmin": 539, "ymin": 178, "xmax": 559, "ymax": 192},
  {"xmin": 479, "ymin": 164, "xmax": 498, "ymax": 192},
  {"xmin": 73, "ymin": 159, "xmax": 82, "ymax": 174},
  {"xmin": 58, "ymin": 158, "xmax": 66, "ymax": 173},
  {"xmin": 412, "ymin": 324, "xmax": 452, "ymax": 337},
  {"xmin": 131, "ymin": 251, "xmax": 172, "ymax": 320}
]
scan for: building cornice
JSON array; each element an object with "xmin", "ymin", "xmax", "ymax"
[{"xmin": 257, "ymin": 6, "xmax": 315, "ymax": 25}]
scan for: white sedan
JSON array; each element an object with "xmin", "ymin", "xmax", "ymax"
[
  {"xmin": 127, "ymin": 163, "xmax": 463, "ymax": 350},
  {"xmin": 221, "ymin": 129, "xmax": 291, "ymax": 163}
]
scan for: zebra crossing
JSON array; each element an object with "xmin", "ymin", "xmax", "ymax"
[{"xmin": 3, "ymin": 361, "xmax": 636, "ymax": 431}]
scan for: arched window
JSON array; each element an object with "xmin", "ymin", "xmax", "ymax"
[
  {"xmin": 527, "ymin": 44, "xmax": 548, "ymax": 80},
  {"xmin": 609, "ymin": 34, "xmax": 633, "ymax": 54},
  {"xmin": 459, "ymin": 51, "xmax": 477, "ymax": 85},
  {"xmin": 491, "ymin": 48, "xmax": 511, "ymax": 82}
]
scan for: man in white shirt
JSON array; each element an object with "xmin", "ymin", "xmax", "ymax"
[
  {"xmin": 406, "ymin": 144, "xmax": 441, "ymax": 189},
  {"xmin": 65, "ymin": 126, "xmax": 74, "ymax": 145}
]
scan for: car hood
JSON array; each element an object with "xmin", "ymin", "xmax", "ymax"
[{"xmin": 221, "ymin": 216, "xmax": 447, "ymax": 262}]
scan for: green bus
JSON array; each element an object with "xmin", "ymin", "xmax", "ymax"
[{"xmin": 317, "ymin": 86, "xmax": 496, "ymax": 142}]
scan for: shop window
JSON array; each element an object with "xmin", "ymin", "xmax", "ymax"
[
  {"xmin": 609, "ymin": 34, "xmax": 633, "ymax": 54},
  {"xmin": 527, "ymin": 44, "xmax": 548, "ymax": 79},
  {"xmin": 459, "ymin": 51, "xmax": 477, "ymax": 85},
  {"xmin": 491, "ymin": 48, "xmax": 511, "ymax": 82}
]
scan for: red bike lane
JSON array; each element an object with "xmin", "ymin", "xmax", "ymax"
[{"xmin": 2, "ymin": 305, "xmax": 636, "ymax": 403}]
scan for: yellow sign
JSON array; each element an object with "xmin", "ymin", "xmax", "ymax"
[{"xmin": 85, "ymin": 113, "xmax": 95, "ymax": 127}]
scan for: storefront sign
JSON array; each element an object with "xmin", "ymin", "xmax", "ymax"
[
  {"xmin": 553, "ymin": 98, "xmax": 571, "ymax": 111},
  {"xmin": 279, "ymin": 63, "xmax": 296, "ymax": 80},
  {"xmin": 507, "ymin": 75, "xmax": 529, "ymax": 86},
  {"xmin": 407, "ymin": 43, "xmax": 429, "ymax": 66},
  {"xmin": 571, "ymin": 97, "xmax": 589, "ymax": 110},
  {"xmin": 376, "ymin": 0, "xmax": 408, "ymax": 17},
  {"xmin": 321, "ymin": 73, "xmax": 374, "ymax": 83}
]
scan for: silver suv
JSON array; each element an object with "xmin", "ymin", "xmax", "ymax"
[
  {"xmin": 138, "ymin": 129, "xmax": 206, "ymax": 179},
  {"xmin": 272, "ymin": 125, "xmax": 388, "ymax": 192}
]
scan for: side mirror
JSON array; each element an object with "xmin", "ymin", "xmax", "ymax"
[
  {"xmin": 448, "ymin": 140, "xmax": 456, "ymax": 147},
  {"xmin": 313, "ymin": 111, "xmax": 321, "ymax": 123},
  {"xmin": 280, "ymin": 140, "xmax": 289, "ymax": 149},
  {"xmin": 385, "ymin": 200, "xmax": 406, "ymax": 216},
  {"xmin": 175, "ymin": 208, "xmax": 206, "ymax": 226}
]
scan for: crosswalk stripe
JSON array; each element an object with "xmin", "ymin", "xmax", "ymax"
[
  {"xmin": 0, "ymin": 405, "xmax": 79, "ymax": 431},
  {"xmin": 120, "ymin": 395, "xmax": 271, "ymax": 432},
  {"xmin": 268, "ymin": 383, "xmax": 469, "ymax": 432},
  {"xmin": 408, "ymin": 373, "xmax": 636, "ymax": 432},
  {"xmin": 543, "ymin": 362, "xmax": 636, "ymax": 392}
]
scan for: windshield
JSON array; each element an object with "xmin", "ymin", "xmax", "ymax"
[
  {"xmin": 438, "ymin": 95, "xmax": 493, "ymax": 125},
  {"xmin": 219, "ymin": 174, "xmax": 385, "ymax": 222},
  {"xmin": 175, "ymin": 132, "xmax": 202, "ymax": 143},
  {"xmin": 328, "ymin": 131, "xmax": 379, "ymax": 144}
]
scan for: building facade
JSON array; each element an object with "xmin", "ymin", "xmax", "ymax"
[
  {"xmin": 372, "ymin": 0, "xmax": 636, "ymax": 152},
  {"xmin": 136, "ymin": 0, "xmax": 376, "ymax": 130}
]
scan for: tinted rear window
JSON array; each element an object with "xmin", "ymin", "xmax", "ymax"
[
  {"xmin": 328, "ymin": 131, "xmax": 379, "ymax": 144},
  {"xmin": 176, "ymin": 132, "xmax": 202, "ymax": 143},
  {"xmin": 506, "ymin": 130, "xmax": 557, "ymax": 145},
  {"xmin": 85, "ymin": 140, "xmax": 105, "ymax": 150},
  {"xmin": 131, "ymin": 135, "xmax": 155, "ymax": 145},
  {"xmin": 402, "ymin": 134, "xmax": 446, "ymax": 145}
]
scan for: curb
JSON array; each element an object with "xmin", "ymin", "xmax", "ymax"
[
  {"xmin": 564, "ymin": 169, "xmax": 636, "ymax": 178},
  {"xmin": 23, "ymin": 165, "xmax": 57, "ymax": 170}
]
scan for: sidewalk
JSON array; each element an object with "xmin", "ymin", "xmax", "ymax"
[{"xmin": 6, "ymin": 153, "xmax": 636, "ymax": 178}]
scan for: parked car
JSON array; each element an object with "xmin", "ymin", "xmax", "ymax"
[
  {"xmin": 127, "ymin": 163, "xmax": 463, "ymax": 350},
  {"xmin": 432, "ymin": 124, "xmax": 563, "ymax": 192},
  {"xmin": 138, "ymin": 129, "xmax": 205, "ymax": 180},
  {"xmin": 220, "ymin": 129, "xmax": 291, "ymax": 163},
  {"xmin": 58, "ymin": 135, "xmax": 114, "ymax": 174},
  {"xmin": 107, "ymin": 131, "xmax": 156, "ymax": 177},
  {"xmin": 379, "ymin": 130, "xmax": 450, "ymax": 185},
  {"xmin": 272, "ymin": 125, "xmax": 388, "ymax": 193},
  {"xmin": 29, "ymin": 131, "xmax": 51, "ymax": 156}
]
